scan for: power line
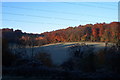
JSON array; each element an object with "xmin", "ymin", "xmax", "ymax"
[
  {"xmin": 2, "ymin": 12, "xmax": 117, "ymax": 23},
  {"xmin": 3, "ymin": 19, "xmax": 117, "ymax": 27},
  {"xmin": 83, "ymin": 2, "xmax": 118, "ymax": 7},
  {"xmin": 2, "ymin": 12, "xmax": 93, "ymax": 22},
  {"xmin": 63, "ymin": 2, "xmax": 117, "ymax": 10},
  {"xmin": 2, "ymin": 6, "xmax": 116, "ymax": 20},
  {"xmin": 2, "ymin": 19, "xmax": 70, "ymax": 26},
  {"xmin": 3, "ymin": 19, "xmax": 91, "ymax": 27},
  {"xmin": 2, "ymin": 12, "xmax": 82, "ymax": 21}
]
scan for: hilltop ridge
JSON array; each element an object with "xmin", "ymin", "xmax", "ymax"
[{"xmin": 2, "ymin": 22, "xmax": 120, "ymax": 46}]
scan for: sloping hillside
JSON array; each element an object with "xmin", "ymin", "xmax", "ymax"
[
  {"xmin": 13, "ymin": 42, "xmax": 112, "ymax": 65},
  {"xmin": 2, "ymin": 22, "xmax": 120, "ymax": 48}
]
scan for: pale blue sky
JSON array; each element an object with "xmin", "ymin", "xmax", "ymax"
[{"xmin": 2, "ymin": 2, "xmax": 118, "ymax": 33}]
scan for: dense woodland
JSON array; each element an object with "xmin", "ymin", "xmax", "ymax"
[
  {"xmin": 41, "ymin": 22, "xmax": 120, "ymax": 43},
  {"xmin": 2, "ymin": 22, "xmax": 120, "ymax": 47}
]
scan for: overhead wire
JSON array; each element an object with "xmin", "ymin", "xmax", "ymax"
[
  {"xmin": 63, "ymin": 2, "xmax": 117, "ymax": 10},
  {"xmin": 2, "ymin": 5, "xmax": 117, "ymax": 20},
  {"xmin": 2, "ymin": 19, "xmax": 70, "ymax": 26},
  {"xmin": 2, "ymin": 12, "xmax": 94, "ymax": 22},
  {"xmin": 2, "ymin": 3, "xmax": 118, "ymax": 26}
]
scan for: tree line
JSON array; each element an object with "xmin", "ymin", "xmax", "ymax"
[
  {"xmin": 41, "ymin": 22, "xmax": 120, "ymax": 43},
  {"xmin": 2, "ymin": 22, "xmax": 120, "ymax": 48}
]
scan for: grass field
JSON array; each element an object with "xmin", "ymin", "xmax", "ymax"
[{"xmin": 12, "ymin": 42, "xmax": 113, "ymax": 65}]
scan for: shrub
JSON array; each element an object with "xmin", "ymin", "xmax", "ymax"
[
  {"xmin": 62, "ymin": 45, "xmax": 96, "ymax": 72},
  {"xmin": 35, "ymin": 52, "xmax": 53, "ymax": 67},
  {"xmin": 105, "ymin": 46, "xmax": 120, "ymax": 73},
  {"xmin": 2, "ymin": 39, "xmax": 17, "ymax": 67},
  {"xmin": 95, "ymin": 49, "xmax": 106, "ymax": 68}
]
